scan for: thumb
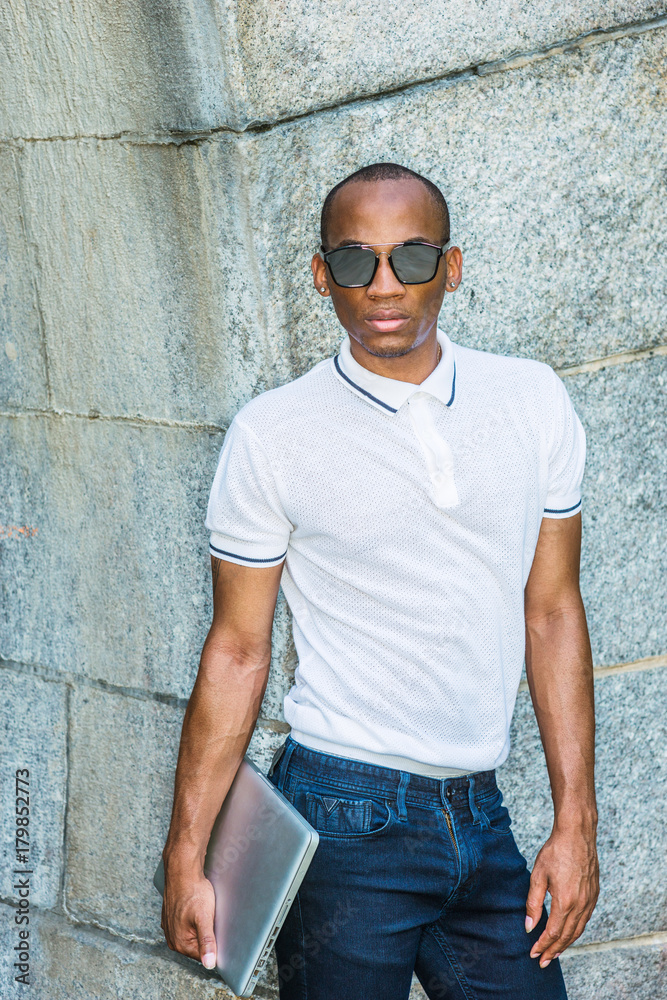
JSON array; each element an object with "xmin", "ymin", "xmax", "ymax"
[
  {"xmin": 196, "ymin": 911, "xmax": 217, "ymax": 970},
  {"xmin": 525, "ymin": 865, "xmax": 547, "ymax": 934}
]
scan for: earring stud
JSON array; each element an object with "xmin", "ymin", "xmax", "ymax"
[
  {"xmin": 450, "ymin": 282, "xmax": 455, "ymax": 288},
  {"xmin": 321, "ymin": 287, "xmax": 326, "ymax": 293}
]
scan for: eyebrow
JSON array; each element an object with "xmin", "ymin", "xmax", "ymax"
[{"xmin": 329, "ymin": 235, "xmax": 435, "ymax": 250}]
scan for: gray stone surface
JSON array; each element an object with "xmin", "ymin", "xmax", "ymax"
[
  {"xmin": 0, "ymin": 669, "xmax": 67, "ymax": 909},
  {"xmin": 568, "ymin": 355, "xmax": 667, "ymax": 667},
  {"xmin": 0, "ymin": 1, "xmax": 240, "ymax": 139},
  {"xmin": 19, "ymin": 138, "xmax": 278, "ymax": 429},
  {"xmin": 0, "ymin": 413, "xmax": 220, "ymax": 695},
  {"xmin": 561, "ymin": 940, "xmax": 667, "ymax": 1000},
  {"xmin": 65, "ymin": 686, "xmax": 183, "ymax": 937},
  {"xmin": 233, "ymin": 2, "xmax": 667, "ymax": 127},
  {"xmin": 13, "ymin": 31, "xmax": 667, "ymax": 425},
  {"xmin": 498, "ymin": 665, "xmax": 667, "ymax": 946},
  {"xmin": 0, "ymin": 902, "xmax": 273, "ymax": 999},
  {"xmin": 238, "ymin": 26, "xmax": 667, "ymax": 374},
  {"xmin": 0, "ymin": 145, "xmax": 46, "ymax": 410},
  {"xmin": 65, "ymin": 685, "xmax": 286, "ymax": 939},
  {"xmin": 0, "ymin": 409, "xmax": 300, "ymax": 704},
  {"xmin": 2, "ymin": 2, "xmax": 666, "ymax": 137}
]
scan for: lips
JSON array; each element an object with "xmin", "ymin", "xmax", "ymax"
[{"xmin": 364, "ymin": 311, "xmax": 411, "ymax": 333}]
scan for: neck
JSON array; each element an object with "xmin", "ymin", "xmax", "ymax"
[{"xmin": 348, "ymin": 326, "xmax": 441, "ymax": 384}]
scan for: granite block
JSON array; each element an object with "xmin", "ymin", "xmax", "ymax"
[
  {"xmin": 0, "ymin": 413, "xmax": 221, "ymax": 695},
  {"xmin": 19, "ymin": 139, "xmax": 276, "ymax": 428},
  {"xmin": 0, "ymin": 145, "xmax": 46, "ymax": 409},
  {"xmin": 0, "ymin": 669, "xmax": 67, "ymax": 909}
]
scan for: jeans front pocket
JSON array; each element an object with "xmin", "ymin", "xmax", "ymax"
[
  {"xmin": 478, "ymin": 786, "xmax": 513, "ymax": 837},
  {"xmin": 305, "ymin": 791, "xmax": 392, "ymax": 838}
]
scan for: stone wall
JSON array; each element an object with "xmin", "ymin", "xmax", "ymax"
[{"xmin": 2, "ymin": 4, "xmax": 666, "ymax": 997}]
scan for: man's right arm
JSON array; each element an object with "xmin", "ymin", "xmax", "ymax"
[{"xmin": 160, "ymin": 554, "xmax": 284, "ymax": 969}]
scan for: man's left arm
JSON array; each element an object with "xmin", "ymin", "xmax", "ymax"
[{"xmin": 523, "ymin": 511, "xmax": 599, "ymax": 968}]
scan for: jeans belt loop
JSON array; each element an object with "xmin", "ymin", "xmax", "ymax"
[
  {"xmin": 396, "ymin": 770, "xmax": 410, "ymax": 822},
  {"xmin": 467, "ymin": 775, "xmax": 483, "ymax": 826},
  {"xmin": 268, "ymin": 736, "xmax": 297, "ymax": 792}
]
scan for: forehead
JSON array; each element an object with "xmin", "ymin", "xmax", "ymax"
[{"xmin": 327, "ymin": 178, "xmax": 439, "ymax": 246}]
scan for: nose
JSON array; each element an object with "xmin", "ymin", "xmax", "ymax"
[{"xmin": 367, "ymin": 251, "xmax": 405, "ymax": 297}]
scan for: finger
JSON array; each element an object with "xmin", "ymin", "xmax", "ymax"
[
  {"xmin": 564, "ymin": 909, "xmax": 592, "ymax": 951},
  {"xmin": 530, "ymin": 904, "xmax": 570, "ymax": 960},
  {"xmin": 160, "ymin": 900, "xmax": 173, "ymax": 950},
  {"xmin": 525, "ymin": 867, "xmax": 548, "ymax": 935},
  {"xmin": 540, "ymin": 887, "xmax": 598, "ymax": 962},
  {"xmin": 536, "ymin": 909, "xmax": 582, "ymax": 966},
  {"xmin": 196, "ymin": 909, "xmax": 217, "ymax": 970}
]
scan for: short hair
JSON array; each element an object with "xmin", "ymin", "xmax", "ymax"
[{"xmin": 320, "ymin": 163, "xmax": 450, "ymax": 249}]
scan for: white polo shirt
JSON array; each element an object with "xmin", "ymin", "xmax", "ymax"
[{"xmin": 206, "ymin": 329, "xmax": 586, "ymax": 773}]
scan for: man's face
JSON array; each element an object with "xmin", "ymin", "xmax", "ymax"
[{"xmin": 312, "ymin": 178, "xmax": 461, "ymax": 359}]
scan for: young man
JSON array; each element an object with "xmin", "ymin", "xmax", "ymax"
[{"xmin": 160, "ymin": 163, "xmax": 599, "ymax": 999}]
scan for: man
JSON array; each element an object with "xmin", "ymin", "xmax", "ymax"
[{"xmin": 161, "ymin": 163, "xmax": 599, "ymax": 999}]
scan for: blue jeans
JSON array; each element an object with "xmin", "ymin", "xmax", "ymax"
[{"xmin": 268, "ymin": 735, "xmax": 567, "ymax": 1000}]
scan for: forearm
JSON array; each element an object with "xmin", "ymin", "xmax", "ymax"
[
  {"xmin": 525, "ymin": 600, "xmax": 597, "ymax": 829},
  {"xmin": 163, "ymin": 633, "xmax": 271, "ymax": 873}
]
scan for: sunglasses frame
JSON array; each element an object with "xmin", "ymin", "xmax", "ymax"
[{"xmin": 321, "ymin": 239, "xmax": 451, "ymax": 288}]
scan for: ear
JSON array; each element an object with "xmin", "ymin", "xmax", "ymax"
[
  {"xmin": 444, "ymin": 246, "xmax": 463, "ymax": 291},
  {"xmin": 312, "ymin": 253, "xmax": 329, "ymax": 296}
]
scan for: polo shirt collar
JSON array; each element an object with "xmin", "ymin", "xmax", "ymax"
[{"xmin": 333, "ymin": 327, "xmax": 457, "ymax": 414}]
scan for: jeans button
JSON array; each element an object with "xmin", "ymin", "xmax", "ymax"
[{"xmin": 445, "ymin": 786, "xmax": 453, "ymax": 801}]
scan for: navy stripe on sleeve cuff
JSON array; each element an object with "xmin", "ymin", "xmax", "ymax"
[
  {"xmin": 209, "ymin": 542, "xmax": 287, "ymax": 563},
  {"xmin": 544, "ymin": 499, "xmax": 582, "ymax": 515}
]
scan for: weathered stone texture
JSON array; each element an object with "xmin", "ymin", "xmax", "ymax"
[
  {"xmin": 65, "ymin": 685, "xmax": 285, "ymax": 939},
  {"xmin": 2, "ymin": 2, "xmax": 666, "ymax": 137},
  {"xmin": 65, "ymin": 687, "xmax": 183, "ymax": 936},
  {"xmin": 498, "ymin": 666, "xmax": 667, "ymax": 946},
  {"xmin": 237, "ymin": 27, "xmax": 667, "ymax": 375},
  {"xmin": 0, "ymin": 902, "xmax": 269, "ymax": 999},
  {"xmin": 0, "ymin": 2, "xmax": 238, "ymax": 139},
  {"xmin": 0, "ymin": 669, "xmax": 67, "ymax": 909},
  {"xmin": 19, "ymin": 139, "xmax": 282, "ymax": 429},
  {"xmin": 0, "ymin": 146, "xmax": 46, "ymax": 409},
  {"xmin": 561, "ymin": 940, "xmax": 667, "ymax": 1000},
  {"xmin": 0, "ymin": 414, "xmax": 220, "ymax": 695},
  {"xmin": 234, "ymin": 3, "xmax": 667, "ymax": 126},
  {"xmin": 0, "ymin": 407, "xmax": 302, "ymax": 706},
  {"xmin": 568, "ymin": 355, "xmax": 667, "ymax": 667}
]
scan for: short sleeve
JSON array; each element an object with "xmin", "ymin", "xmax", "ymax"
[
  {"xmin": 543, "ymin": 370, "xmax": 586, "ymax": 519},
  {"xmin": 205, "ymin": 417, "xmax": 292, "ymax": 566}
]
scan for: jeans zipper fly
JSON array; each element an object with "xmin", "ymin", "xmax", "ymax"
[{"xmin": 444, "ymin": 809, "xmax": 460, "ymax": 866}]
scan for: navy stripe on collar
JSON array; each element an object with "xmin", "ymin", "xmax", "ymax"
[
  {"xmin": 333, "ymin": 354, "xmax": 398, "ymax": 413},
  {"xmin": 447, "ymin": 360, "xmax": 456, "ymax": 407}
]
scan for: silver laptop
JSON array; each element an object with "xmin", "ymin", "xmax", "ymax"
[{"xmin": 153, "ymin": 756, "xmax": 319, "ymax": 997}]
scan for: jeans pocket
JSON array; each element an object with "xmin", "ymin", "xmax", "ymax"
[
  {"xmin": 305, "ymin": 791, "xmax": 392, "ymax": 838},
  {"xmin": 478, "ymin": 787, "xmax": 513, "ymax": 837}
]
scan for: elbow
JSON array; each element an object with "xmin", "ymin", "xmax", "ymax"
[{"xmin": 199, "ymin": 631, "xmax": 271, "ymax": 683}]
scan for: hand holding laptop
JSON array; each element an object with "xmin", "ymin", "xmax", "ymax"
[
  {"xmin": 160, "ymin": 854, "xmax": 217, "ymax": 970},
  {"xmin": 155, "ymin": 756, "xmax": 318, "ymax": 997}
]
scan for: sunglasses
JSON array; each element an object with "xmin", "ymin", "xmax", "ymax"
[{"xmin": 321, "ymin": 239, "xmax": 450, "ymax": 288}]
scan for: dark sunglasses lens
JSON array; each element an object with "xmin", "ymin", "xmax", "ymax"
[
  {"xmin": 391, "ymin": 243, "xmax": 440, "ymax": 283},
  {"xmin": 327, "ymin": 247, "xmax": 377, "ymax": 286}
]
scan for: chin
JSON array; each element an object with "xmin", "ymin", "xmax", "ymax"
[{"xmin": 357, "ymin": 332, "xmax": 417, "ymax": 359}]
